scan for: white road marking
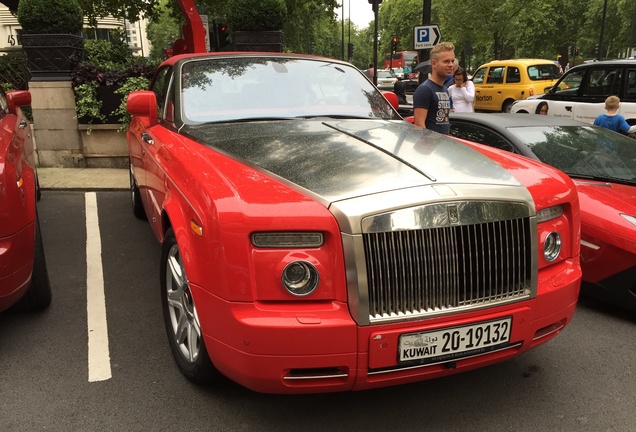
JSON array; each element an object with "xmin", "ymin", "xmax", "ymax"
[{"xmin": 85, "ymin": 192, "xmax": 112, "ymax": 382}]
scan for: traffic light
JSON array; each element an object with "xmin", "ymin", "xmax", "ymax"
[
  {"xmin": 347, "ymin": 42, "xmax": 355, "ymax": 59},
  {"xmin": 217, "ymin": 23, "xmax": 229, "ymax": 50},
  {"xmin": 391, "ymin": 36, "xmax": 398, "ymax": 53},
  {"xmin": 308, "ymin": 41, "xmax": 315, "ymax": 54}
]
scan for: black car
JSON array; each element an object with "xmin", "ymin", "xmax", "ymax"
[{"xmin": 449, "ymin": 112, "xmax": 636, "ymax": 312}]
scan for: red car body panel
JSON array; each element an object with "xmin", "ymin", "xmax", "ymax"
[
  {"xmin": 129, "ymin": 121, "xmax": 581, "ymax": 393},
  {"xmin": 0, "ymin": 90, "xmax": 37, "ymax": 312},
  {"xmin": 575, "ymin": 180, "xmax": 636, "ymax": 282},
  {"xmin": 127, "ymin": 55, "xmax": 582, "ymax": 393}
]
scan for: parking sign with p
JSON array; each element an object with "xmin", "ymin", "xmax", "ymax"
[{"xmin": 414, "ymin": 25, "xmax": 441, "ymax": 50}]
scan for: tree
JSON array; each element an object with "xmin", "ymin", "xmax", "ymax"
[
  {"xmin": 77, "ymin": 0, "xmax": 158, "ymax": 25},
  {"xmin": 146, "ymin": 0, "xmax": 181, "ymax": 61}
]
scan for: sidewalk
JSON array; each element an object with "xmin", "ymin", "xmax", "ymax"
[{"xmin": 38, "ymin": 167, "xmax": 129, "ymax": 190}]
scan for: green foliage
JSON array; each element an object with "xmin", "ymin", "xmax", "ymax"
[
  {"xmin": 77, "ymin": 0, "xmax": 158, "ymax": 27},
  {"xmin": 84, "ymin": 30, "xmax": 133, "ymax": 69},
  {"xmin": 112, "ymin": 76, "xmax": 152, "ymax": 130},
  {"xmin": 225, "ymin": 0, "xmax": 287, "ymax": 31},
  {"xmin": 146, "ymin": 0, "xmax": 181, "ymax": 61},
  {"xmin": 74, "ymin": 82, "xmax": 107, "ymax": 130},
  {"xmin": 84, "ymin": 29, "xmax": 132, "ymax": 67},
  {"xmin": 17, "ymin": 0, "xmax": 84, "ymax": 34}
]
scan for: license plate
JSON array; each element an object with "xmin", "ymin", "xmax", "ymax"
[{"xmin": 398, "ymin": 317, "xmax": 512, "ymax": 364}]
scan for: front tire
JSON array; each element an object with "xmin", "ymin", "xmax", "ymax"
[
  {"xmin": 160, "ymin": 228, "xmax": 218, "ymax": 384},
  {"xmin": 15, "ymin": 212, "xmax": 52, "ymax": 311},
  {"xmin": 502, "ymin": 99, "xmax": 514, "ymax": 113}
]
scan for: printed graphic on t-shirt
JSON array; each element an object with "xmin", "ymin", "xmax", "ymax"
[{"xmin": 436, "ymin": 92, "xmax": 451, "ymax": 123}]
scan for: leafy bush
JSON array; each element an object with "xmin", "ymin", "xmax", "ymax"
[
  {"xmin": 225, "ymin": 0, "xmax": 287, "ymax": 32},
  {"xmin": 84, "ymin": 29, "xmax": 132, "ymax": 68},
  {"xmin": 113, "ymin": 76, "xmax": 152, "ymax": 131},
  {"xmin": 17, "ymin": 0, "xmax": 84, "ymax": 35},
  {"xmin": 74, "ymin": 81, "xmax": 106, "ymax": 128},
  {"xmin": 72, "ymin": 43, "xmax": 157, "ymax": 129}
]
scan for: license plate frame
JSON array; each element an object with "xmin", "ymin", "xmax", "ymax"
[{"xmin": 398, "ymin": 317, "xmax": 512, "ymax": 365}]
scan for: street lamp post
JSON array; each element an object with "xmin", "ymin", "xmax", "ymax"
[
  {"xmin": 420, "ymin": 0, "xmax": 432, "ymax": 75},
  {"xmin": 368, "ymin": 0, "xmax": 382, "ymax": 85},
  {"xmin": 598, "ymin": 0, "xmax": 608, "ymax": 60},
  {"xmin": 629, "ymin": 0, "xmax": 636, "ymax": 58}
]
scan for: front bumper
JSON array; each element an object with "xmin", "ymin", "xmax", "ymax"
[{"xmin": 194, "ymin": 258, "xmax": 581, "ymax": 394}]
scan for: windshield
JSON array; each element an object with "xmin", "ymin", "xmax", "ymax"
[
  {"xmin": 180, "ymin": 57, "xmax": 398, "ymax": 124},
  {"xmin": 507, "ymin": 125, "xmax": 636, "ymax": 182}
]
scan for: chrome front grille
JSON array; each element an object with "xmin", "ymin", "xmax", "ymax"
[{"xmin": 360, "ymin": 202, "xmax": 534, "ymax": 323}]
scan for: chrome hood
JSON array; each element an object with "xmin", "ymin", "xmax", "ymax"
[{"xmin": 183, "ymin": 119, "xmax": 527, "ymax": 208}]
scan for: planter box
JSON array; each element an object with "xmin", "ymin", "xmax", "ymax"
[
  {"xmin": 232, "ymin": 31, "xmax": 284, "ymax": 52},
  {"xmin": 21, "ymin": 34, "xmax": 84, "ymax": 82}
]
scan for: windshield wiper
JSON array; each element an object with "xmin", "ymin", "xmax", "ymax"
[
  {"xmin": 194, "ymin": 117, "xmax": 299, "ymax": 125},
  {"xmin": 296, "ymin": 114, "xmax": 378, "ymax": 120},
  {"xmin": 566, "ymin": 172, "xmax": 636, "ymax": 184}
]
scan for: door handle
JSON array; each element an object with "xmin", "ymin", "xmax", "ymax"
[
  {"xmin": 19, "ymin": 120, "xmax": 28, "ymax": 129},
  {"xmin": 141, "ymin": 132, "xmax": 154, "ymax": 145}
]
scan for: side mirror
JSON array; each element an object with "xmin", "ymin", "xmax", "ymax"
[
  {"xmin": 126, "ymin": 90, "xmax": 158, "ymax": 127},
  {"xmin": 6, "ymin": 90, "xmax": 31, "ymax": 115},
  {"xmin": 382, "ymin": 91, "xmax": 399, "ymax": 111}
]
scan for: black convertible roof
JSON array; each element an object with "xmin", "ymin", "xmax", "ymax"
[{"xmin": 450, "ymin": 113, "xmax": 591, "ymax": 129}]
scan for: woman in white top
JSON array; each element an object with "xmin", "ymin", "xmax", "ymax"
[{"xmin": 448, "ymin": 67, "xmax": 475, "ymax": 112}]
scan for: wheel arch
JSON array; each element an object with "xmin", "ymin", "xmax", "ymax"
[{"xmin": 502, "ymin": 98, "xmax": 516, "ymax": 113}]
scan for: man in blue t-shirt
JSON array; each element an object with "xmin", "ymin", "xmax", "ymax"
[
  {"xmin": 412, "ymin": 42, "xmax": 455, "ymax": 134},
  {"xmin": 593, "ymin": 95, "xmax": 636, "ymax": 134}
]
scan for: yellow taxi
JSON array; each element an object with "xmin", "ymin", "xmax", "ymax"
[{"xmin": 472, "ymin": 59, "xmax": 560, "ymax": 112}]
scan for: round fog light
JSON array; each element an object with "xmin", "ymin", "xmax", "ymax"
[
  {"xmin": 544, "ymin": 231, "xmax": 562, "ymax": 262},
  {"xmin": 282, "ymin": 261, "xmax": 319, "ymax": 296}
]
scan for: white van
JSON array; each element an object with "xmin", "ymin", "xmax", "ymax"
[{"xmin": 511, "ymin": 59, "xmax": 636, "ymax": 125}]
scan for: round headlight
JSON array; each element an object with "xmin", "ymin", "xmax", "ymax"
[
  {"xmin": 282, "ymin": 261, "xmax": 319, "ymax": 296},
  {"xmin": 543, "ymin": 231, "xmax": 562, "ymax": 262}
]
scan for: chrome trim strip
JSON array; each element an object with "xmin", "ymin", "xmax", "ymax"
[
  {"xmin": 580, "ymin": 239, "xmax": 600, "ymax": 250},
  {"xmin": 283, "ymin": 373, "xmax": 349, "ymax": 381},
  {"xmin": 367, "ymin": 296, "xmax": 530, "ymax": 324},
  {"xmin": 367, "ymin": 342, "xmax": 523, "ymax": 376},
  {"xmin": 361, "ymin": 201, "xmax": 532, "ymax": 233}
]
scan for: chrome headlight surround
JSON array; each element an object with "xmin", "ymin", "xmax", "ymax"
[
  {"xmin": 281, "ymin": 261, "xmax": 320, "ymax": 296},
  {"xmin": 543, "ymin": 231, "xmax": 562, "ymax": 262}
]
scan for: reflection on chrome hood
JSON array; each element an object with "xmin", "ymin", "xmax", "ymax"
[{"xmin": 183, "ymin": 119, "xmax": 524, "ymax": 204}]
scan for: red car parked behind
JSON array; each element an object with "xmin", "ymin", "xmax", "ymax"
[{"xmin": 0, "ymin": 86, "xmax": 51, "ymax": 312}]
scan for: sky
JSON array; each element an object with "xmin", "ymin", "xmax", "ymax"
[{"xmin": 335, "ymin": 1, "xmax": 376, "ymax": 28}]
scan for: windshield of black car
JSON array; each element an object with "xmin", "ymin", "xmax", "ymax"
[
  {"xmin": 179, "ymin": 57, "xmax": 398, "ymax": 124},
  {"xmin": 507, "ymin": 125, "xmax": 636, "ymax": 182}
]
